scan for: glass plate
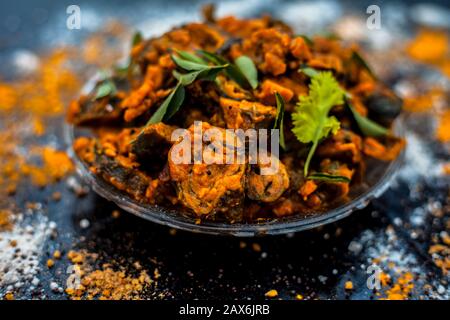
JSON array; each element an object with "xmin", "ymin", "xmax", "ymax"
[{"xmin": 64, "ymin": 114, "xmax": 405, "ymax": 236}]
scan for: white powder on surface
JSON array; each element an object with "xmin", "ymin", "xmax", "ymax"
[
  {"xmin": 397, "ymin": 132, "xmax": 442, "ymax": 184},
  {"xmin": 11, "ymin": 50, "xmax": 40, "ymax": 75},
  {"xmin": 0, "ymin": 212, "xmax": 50, "ymax": 293}
]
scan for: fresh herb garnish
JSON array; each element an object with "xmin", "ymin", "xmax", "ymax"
[
  {"xmin": 274, "ymin": 92, "xmax": 286, "ymax": 150},
  {"xmin": 114, "ymin": 31, "xmax": 144, "ymax": 77},
  {"xmin": 234, "ymin": 55, "xmax": 258, "ymax": 89},
  {"xmin": 351, "ymin": 51, "xmax": 377, "ymax": 80},
  {"xmin": 174, "ymin": 49, "xmax": 207, "ymax": 65},
  {"xmin": 348, "ymin": 103, "xmax": 388, "ymax": 137},
  {"xmin": 291, "ymin": 71, "xmax": 345, "ymax": 176},
  {"xmin": 307, "ymin": 172, "xmax": 351, "ymax": 183},
  {"xmin": 295, "ymin": 34, "xmax": 314, "ymax": 46},
  {"xmin": 145, "ymin": 50, "xmax": 227, "ymax": 125},
  {"xmin": 299, "ymin": 65, "xmax": 387, "ymax": 137},
  {"xmin": 171, "ymin": 54, "xmax": 212, "ymax": 71},
  {"xmin": 198, "ymin": 51, "xmax": 256, "ymax": 89},
  {"xmin": 93, "ymin": 78, "xmax": 117, "ymax": 100},
  {"xmin": 299, "ymin": 66, "xmax": 353, "ymax": 100},
  {"xmin": 131, "ymin": 31, "xmax": 144, "ymax": 47},
  {"xmin": 147, "ymin": 82, "xmax": 185, "ymax": 124},
  {"xmin": 317, "ymin": 31, "xmax": 341, "ymax": 40}
]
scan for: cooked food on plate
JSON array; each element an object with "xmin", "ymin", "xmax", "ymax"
[{"xmin": 68, "ymin": 9, "xmax": 404, "ymax": 223}]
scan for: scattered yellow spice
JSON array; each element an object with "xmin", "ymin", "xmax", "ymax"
[
  {"xmin": 252, "ymin": 243, "xmax": 262, "ymax": 252},
  {"xmin": 112, "ymin": 210, "xmax": 121, "ymax": 219},
  {"xmin": 47, "ymin": 259, "xmax": 55, "ymax": 268},
  {"xmin": 379, "ymin": 272, "xmax": 391, "ymax": 287},
  {"xmin": 407, "ymin": 30, "xmax": 448, "ymax": 64},
  {"xmin": 344, "ymin": 281, "xmax": 353, "ymax": 290},
  {"xmin": 0, "ymin": 84, "xmax": 18, "ymax": 112},
  {"xmin": 4, "ymin": 292, "xmax": 14, "ymax": 300},
  {"xmin": 265, "ymin": 289, "xmax": 278, "ymax": 298},
  {"xmin": 442, "ymin": 163, "xmax": 450, "ymax": 175},
  {"xmin": 383, "ymin": 272, "xmax": 414, "ymax": 300},
  {"xmin": 53, "ymin": 250, "xmax": 62, "ymax": 259},
  {"xmin": 67, "ymin": 250, "xmax": 85, "ymax": 264},
  {"xmin": 406, "ymin": 29, "xmax": 450, "ymax": 79},
  {"xmin": 52, "ymin": 192, "xmax": 62, "ymax": 201},
  {"xmin": 33, "ymin": 118, "xmax": 45, "ymax": 136},
  {"xmin": 436, "ymin": 109, "xmax": 450, "ymax": 143},
  {"xmin": 0, "ymin": 210, "xmax": 13, "ymax": 231}
]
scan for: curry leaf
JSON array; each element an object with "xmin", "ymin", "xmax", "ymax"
[
  {"xmin": 296, "ymin": 34, "xmax": 314, "ymax": 46},
  {"xmin": 197, "ymin": 50, "xmax": 228, "ymax": 65},
  {"xmin": 171, "ymin": 54, "xmax": 211, "ymax": 71},
  {"xmin": 137, "ymin": 50, "xmax": 228, "ymax": 132},
  {"xmin": 274, "ymin": 92, "xmax": 286, "ymax": 150},
  {"xmin": 291, "ymin": 71, "xmax": 344, "ymax": 176},
  {"xmin": 173, "ymin": 70, "xmax": 204, "ymax": 86},
  {"xmin": 131, "ymin": 31, "xmax": 143, "ymax": 47},
  {"xmin": 307, "ymin": 173, "xmax": 351, "ymax": 183},
  {"xmin": 348, "ymin": 103, "xmax": 388, "ymax": 137},
  {"xmin": 173, "ymin": 49, "xmax": 208, "ymax": 65},
  {"xmin": 351, "ymin": 51, "xmax": 377, "ymax": 80},
  {"xmin": 147, "ymin": 83, "xmax": 185, "ymax": 124},
  {"xmin": 93, "ymin": 80, "xmax": 117, "ymax": 100},
  {"xmin": 235, "ymin": 55, "xmax": 258, "ymax": 89},
  {"xmin": 146, "ymin": 55, "xmax": 227, "ymax": 124},
  {"xmin": 113, "ymin": 32, "xmax": 143, "ymax": 77},
  {"xmin": 317, "ymin": 31, "xmax": 341, "ymax": 40},
  {"xmin": 198, "ymin": 50, "xmax": 248, "ymax": 88}
]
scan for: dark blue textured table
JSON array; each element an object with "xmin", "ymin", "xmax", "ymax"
[{"xmin": 0, "ymin": 0, "xmax": 448, "ymax": 300}]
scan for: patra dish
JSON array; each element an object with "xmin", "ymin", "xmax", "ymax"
[{"xmin": 67, "ymin": 8, "xmax": 405, "ymax": 226}]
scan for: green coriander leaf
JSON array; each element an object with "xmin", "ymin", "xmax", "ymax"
[
  {"xmin": 299, "ymin": 66, "xmax": 354, "ymax": 99},
  {"xmin": 291, "ymin": 71, "xmax": 344, "ymax": 176},
  {"xmin": 147, "ymin": 83, "xmax": 185, "ymax": 124},
  {"xmin": 274, "ymin": 92, "xmax": 286, "ymax": 150},
  {"xmin": 348, "ymin": 103, "xmax": 388, "ymax": 137},
  {"xmin": 307, "ymin": 172, "xmax": 351, "ymax": 183},
  {"xmin": 235, "ymin": 55, "xmax": 258, "ymax": 89}
]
